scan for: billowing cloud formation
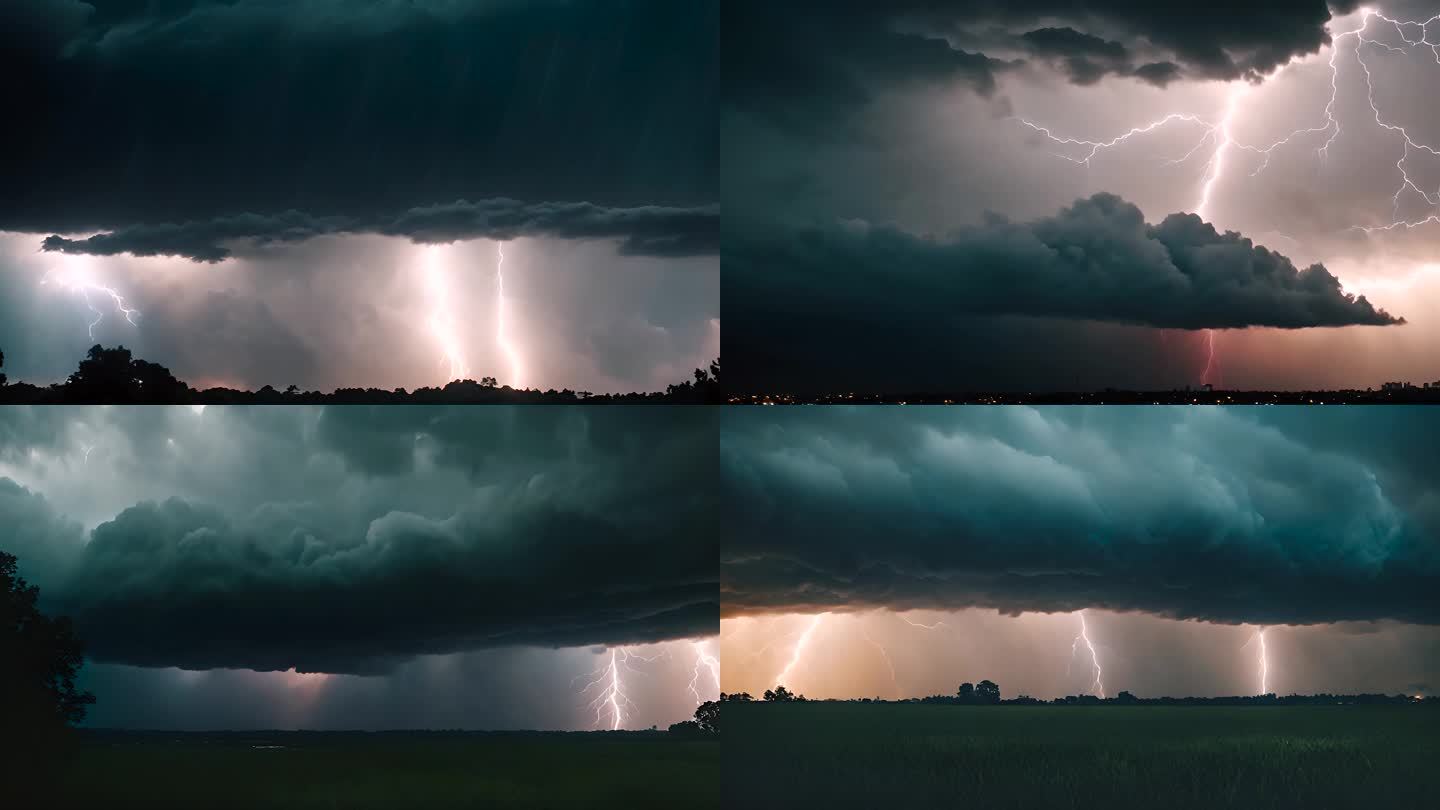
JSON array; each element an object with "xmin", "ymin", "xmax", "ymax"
[
  {"xmin": 725, "ymin": 0, "xmax": 1360, "ymax": 127},
  {"xmin": 39, "ymin": 200, "xmax": 719, "ymax": 262},
  {"xmin": 2, "ymin": 0, "xmax": 715, "ymax": 235},
  {"xmin": 0, "ymin": 406, "xmax": 717, "ymax": 674},
  {"xmin": 727, "ymin": 193, "xmax": 1401, "ymax": 330},
  {"xmin": 721, "ymin": 407, "xmax": 1440, "ymax": 625}
]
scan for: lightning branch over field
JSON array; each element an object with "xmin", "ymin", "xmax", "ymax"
[
  {"xmin": 773, "ymin": 614, "xmax": 826, "ymax": 690},
  {"xmin": 1256, "ymin": 627, "xmax": 1270, "ymax": 695},
  {"xmin": 421, "ymin": 245, "xmax": 470, "ymax": 382},
  {"xmin": 689, "ymin": 640, "xmax": 721, "ymax": 705},
  {"xmin": 1071, "ymin": 611, "xmax": 1105, "ymax": 698},
  {"xmin": 576, "ymin": 647, "xmax": 668, "ymax": 731},
  {"xmin": 1015, "ymin": 7, "xmax": 1440, "ymax": 383},
  {"xmin": 495, "ymin": 241, "xmax": 524, "ymax": 389}
]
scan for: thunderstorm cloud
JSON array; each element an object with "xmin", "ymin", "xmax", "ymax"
[
  {"xmin": 724, "ymin": 0, "xmax": 1363, "ymax": 129},
  {"xmin": 39, "ymin": 200, "xmax": 720, "ymax": 263},
  {"xmin": 727, "ymin": 193, "xmax": 1401, "ymax": 337},
  {"xmin": 721, "ymin": 406, "xmax": 1440, "ymax": 626},
  {"xmin": 0, "ymin": 406, "xmax": 718, "ymax": 674}
]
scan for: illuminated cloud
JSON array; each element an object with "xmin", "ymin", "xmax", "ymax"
[{"xmin": 721, "ymin": 407, "xmax": 1440, "ymax": 625}]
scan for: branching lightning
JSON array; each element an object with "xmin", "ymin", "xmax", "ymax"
[
  {"xmin": 859, "ymin": 622, "xmax": 901, "ymax": 698},
  {"xmin": 773, "ymin": 614, "xmax": 826, "ymax": 689},
  {"xmin": 1071, "ymin": 611, "xmax": 1105, "ymax": 698},
  {"xmin": 1015, "ymin": 7, "xmax": 1440, "ymax": 382},
  {"xmin": 576, "ymin": 646, "xmax": 668, "ymax": 731},
  {"xmin": 42, "ymin": 263, "xmax": 140, "ymax": 340},
  {"xmin": 688, "ymin": 640, "xmax": 721, "ymax": 705}
]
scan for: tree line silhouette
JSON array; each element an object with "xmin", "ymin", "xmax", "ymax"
[
  {"xmin": 2, "ymin": 550, "xmax": 95, "ymax": 798},
  {"xmin": 722, "ymin": 683, "xmax": 1436, "ymax": 706},
  {"xmin": 0, "ymin": 346, "xmax": 722, "ymax": 404}
]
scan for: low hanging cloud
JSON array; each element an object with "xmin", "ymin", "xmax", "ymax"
[
  {"xmin": 726, "ymin": 193, "xmax": 1402, "ymax": 330},
  {"xmin": 0, "ymin": 406, "xmax": 718, "ymax": 674},
  {"xmin": 721, "ymin": 407, "xmax": 1440, "ymax": 626},
  {"xmin": 39, "ymin": 200, "xmax": 719, "ymax": 262},
  {"xmin": 725, "ymin": 0, "xmax": 1361, "ymax": 128}
]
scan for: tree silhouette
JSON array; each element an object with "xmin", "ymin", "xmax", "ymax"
[
  {"xmin": 1, "ymin": 347, "xmax": 7, "ymax": 387},
  {"xmin": 976, "ymin": 680, "xmax": 1001, "ymax": 704},
  {"xmin": 958, "ymin": 682, "xmax": 975, "ymax": 702},
  {"xmin": 2, "ymin": 550, "xmax": 95, "ymax": 791},
  {"xmin": 695, "ymin": 700, "xmax": 720, "ymax": 734},
  {"xmin": 763, "ymin": 685, "xmax": 806, "ymax": 702}
]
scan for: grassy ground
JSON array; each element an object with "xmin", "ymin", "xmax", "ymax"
[
  {"xmin": 37, "ymin": 731, "xmax": 717, "ymax": 810},
  {"xmin": 724, "ymin": 703, "xmax": 1439, "ymax": 810}
]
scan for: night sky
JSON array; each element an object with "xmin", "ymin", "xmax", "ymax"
[
  {"xmin": 721, "ymin": 407, "xmax": 1440, "ymax": 700},
  {"xmin": 1, "ymin": 0, "xmax": 718, "ymax": 393},
  {"xmin": 0, "ymin": 406, "xmax": 719, "ymax": 730},
  {"xmin": 724, "ymin": 1, "xmax": 1440, "ymax": 392}
]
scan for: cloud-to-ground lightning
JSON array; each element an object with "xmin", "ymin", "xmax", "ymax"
[
  {"xmin": 773, "ymin": 614, "xmax": 826, "ymax": 689},
  {"xmin": 421, "ymin": 245, "xmax": 470, "ymax": 382},
  {"xmin": 1071, "ymin": 611, "xmax": 1105, "ymax": 698},
  {"xmin": 688, "ymin": 640, "xmax": 721, "ymax": 705},
  {"xmin": 576, "ymin": 646, "xmax": 668, "ymax": 730},
  {"xmin": 42, "ymin": 261, "xmax": 140, "ymax": 340},
  {"xmin": 1256, "ymin": 627, "xmax": 1270, "ymax": 695},
  {"xmin": 494, "ymin": 241, "xmax": 524, "ymax": 389},
  {"xmin": 1016, "ymin": 7, "xmax": 1440, "ymax": 382}
]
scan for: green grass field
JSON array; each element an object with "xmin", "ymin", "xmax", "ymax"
[
  {"xmin": 724, "ymin": 703, "xmax": 1439, "ymax": 809},
  {"xmin": 39, "ymin": 731, "xmax": 717, "ymax": 809}
]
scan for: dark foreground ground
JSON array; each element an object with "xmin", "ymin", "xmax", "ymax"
[
  {"xmin": 724, "ymin": 703, "xmax": 1439, "ymax": 809},
  {"xmin": 37, "ymin": 730, "xmax": 717, "ymax": 810}
]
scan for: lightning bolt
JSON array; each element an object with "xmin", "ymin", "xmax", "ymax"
[
  {"xmin": 898, "ymin": 613, "xmax": 946, "ymax": 630},
  {"xmin": 1256, "ymin": 627, "xmax": 1270, "ymax": 695},
  {"xmin": 80, "ymin": 443, "xmax": 95, "ymax": 465},
  {"xmin": 1015, "ymin": 7, "xmax": 1440, "ymax": 382},
  {"xmin": 1071, "ymin": 611, "xmax": 1105, "ymax": 698},
  {"xmin": 773, "ymin": 614, "xmax": 826, "ymax": 689},
  {"xmin": 858, "ymin": 621, "xmax": 900, "ymax": 698},
  {"xmin": 41, "ymin": 263, "xmax": 140, "ymax": 340},
  {"xmin": 687, "ymin": 640, "xmax": 721, "ymax": 705},
  {"xmin": 576, "ymin": 646, "xmax": 667, "ymax": 731},
  {"xmin": 495, "ymin": 241, "xmax": 524, "ymax": 389},
  {"xmin": 421, "ymin": 245, "xmax": 470, "ymax": 382}
]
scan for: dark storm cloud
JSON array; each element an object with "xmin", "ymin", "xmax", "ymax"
[
  {"xmin": 0, "ymin": 406, "xmax": 717, "ymax": 673},
  {"xmin": 726, "ymin": 193, "xmax": 1401, "ymax": 335},
  {"xmin": 2, "ymin": 0, "xmax": 716, "ymax": 234},
  {"xmin": 724, "ymin": 1, "xmax": 1361, "ymax": 127},
  {"xmin": 38, "ymin": 200, "xmax": 719, "ymax": 262},
  {"xmin": 721, "ymin": 407, "xmax": 1440, "ymax": 626}
]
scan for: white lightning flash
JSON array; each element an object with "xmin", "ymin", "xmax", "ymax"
[
  {"xmin": 1256, "ymin": 627, "xmax": 1270, "ymax": 695},
  {"xmin": 42, "ymin": 260, "xmax": 140, "ymax": 340},
  {"xmin": 576, "ymin": 647, "xmax": 668, "ymax": 731},
  {"xmin": 495, "ymin": 241, "xmax": 524, "ymax": 389},
  {"xmin": 898, "ymin": 614, "xmax": 946, "ymax": 630},
  {"xmin": 688, "ymin": 640, "xmax": 721, "ymax": 705},
  {"xmin": 1016, "ymin": 8, "xmax": 1440, "ymax": 380},
  {"xmin": 1071, "ymin": 611, "xmax": 1105, "ymax": 698},
  {"xmin": 421, "ymin": 245, "xmax": 470, "ymax": 382},
  {"xmin": 773, "ymin": 614, "xmax": 826, "ymax": 689}
]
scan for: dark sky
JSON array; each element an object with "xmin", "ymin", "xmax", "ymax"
[
  {"xmin": 1, "ymin": 405, "xmax": 719, "ymax": 729},
  {"xmin": 0, "ymin": 0, "xmax": 718, "ymax": 392},
  {"xmin": 723, "ymin": 1, "xmax": 1440, "ymax": 392},
  {"xmin": 720, "ymin": 406, "xmax": 1440, "ymax": 699}
]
